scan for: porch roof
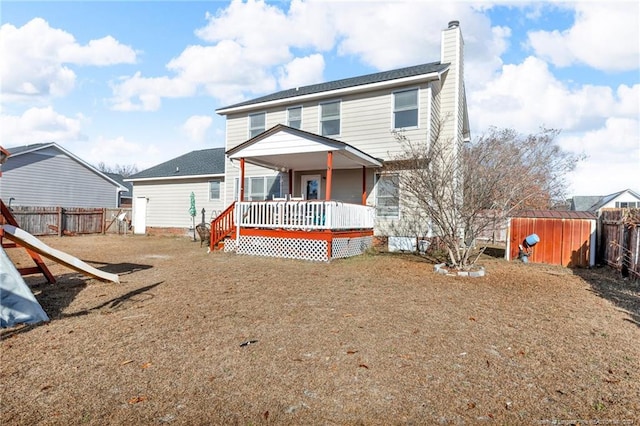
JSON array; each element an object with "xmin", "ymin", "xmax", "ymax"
[{"xmin": 226, "ymin": 124, "xmax": 383, "ymax": 171}]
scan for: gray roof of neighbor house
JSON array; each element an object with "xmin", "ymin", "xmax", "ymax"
[
  {"xmin": 105, "ymin": 173, "xmax": 133, "ymax": 196},
  {"xmin": 570, "ymin": 189, "xmax": 640, "ymax": 212},
  {"xmin": 217, "ymin": 61, "xmax": 449, "ymax": 112},
  {"xmin": 570, "ymin": 196, "xmax": 603, "ymax": 212},
  {"xmin": 5, "ymin": 143, "xmax": 52, "ymax": 156},
  {"xmin": 6, "ymin": 142, "xmax": 127, "ymax": 190},
  {"xmin": 127, "ymin": 148, "xmax": 225, "ymax": 180}
]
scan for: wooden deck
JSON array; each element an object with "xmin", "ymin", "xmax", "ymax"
[{"xmin": 212, "ymin": 200, "xmax": 375, "ymax": 261}]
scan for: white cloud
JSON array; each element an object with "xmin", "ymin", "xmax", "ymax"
[
  {"xmin": 470, "ymin": 53, "xmax": 639, "ymax": 196},
  {"xmin": 469, "ymin": 56, "xmax": 638, "ymax": 133},
  {"xmin": 182, "ymin": 115, "xmax": 213, "ymax": 143},
  {"xmin": 1, "ymin": 106, "xmax": 84, "ymax": 145},
  {"xmin": 278, "ymin": 54, "xmax": 325, "ymax": 90},
  {"xmin": 527, "ymin": 2, "xmax": 639, "ymax": 71},
  {"xmin": 60, "ymin": 35, "xmax": 137, "ymax": 66},
  {"xmin": 0, "ymin": 18, "xmax": 136, "ymax": 102},
  {"xmin": 561, "ymin": 117, "xmax": 640, "ymax": 195},
  {"xmin": 109, "ymin": 1, "xmax": 498, "ymax": 110},
  {"xmin": 110, "ymin": 72, "xmax": 195, "ymax": 111},
  {"xmin": 83, "ymin": 136, "xmax": 149, "ymax": 169}
]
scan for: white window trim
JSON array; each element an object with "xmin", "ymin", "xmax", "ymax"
[
  {"xmin": 248, "ymin": 111, "xmax": 266, "ymax": 138},
  {"xmin": 287, "ymin": 105, "xmax": 303, "ymax": 129},
  {"xmin": 375, "ymin": 173, "xmax": 400, "ymax": 219},
  {"xmin": 209, "ymin": 179, "xmax": 222, "ymax": 201},
  {"xmin": 319, "ymin": 99, "xmax": 341, "ymax": 137},
  {"xmin": 234, "ymin": 175, "xmax": 282, "ymax": 201},
  {"xmin": 392, "ymin": 87, "xmax": 419, "ymax": 130}
]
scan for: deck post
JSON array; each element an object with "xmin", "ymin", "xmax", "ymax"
[
  {"xmin": 239, "ymin": 158, "xmax": 245, "ymax": 202},
  {"xmin": 361, "ymin": 166, "xmax": 366, "ymax": 205},
  {"xmin": 288, "ymin": 170, "xmax": 293, "ymax": 197},
  {"xmin": 326, "ymin": 151, "xmax": 333, "ymax": 201}
]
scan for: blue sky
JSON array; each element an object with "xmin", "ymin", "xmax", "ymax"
[{"xmin": 1, "ymin": 0, "xmax": 638, "ymax": 196}]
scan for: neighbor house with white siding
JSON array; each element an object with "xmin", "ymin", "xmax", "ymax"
[
  {"xmin": 129, "ymin": 21, "xmax": 469, "ymax": 261},
  {"xmin": 126, "ymin": 148, "xmax": 226, "ymax": 235},
  {"xmin": 1, "ymin": 142, "xmax": 128, "ymax": 208}
]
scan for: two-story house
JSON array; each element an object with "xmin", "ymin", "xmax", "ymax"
[{"xmin": 199, "ymin": 20, "xmax": 469, "ymax": 261}]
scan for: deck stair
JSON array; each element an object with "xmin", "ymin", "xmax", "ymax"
[{"xmin": 209, "ymin": 202, "xmax": 236, "ymax": 251}]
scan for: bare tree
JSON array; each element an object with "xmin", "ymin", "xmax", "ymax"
[
  {"xmin": 97, "ymin": 162, "xmax": 139, "ymax": 178},
  {"xmin": 387, "ymin": 126, "xmax": 582, "ymax": 269}
]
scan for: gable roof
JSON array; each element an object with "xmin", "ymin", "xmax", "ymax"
[
  {"xmin": 217, "ymin": 62, "xmax": 449, "ymax": 114},
  {"xmin": 127, "ymin": 148, "xmax": 225, "ymax": 181},
  {"xmin": 5, "ymin": 142, "xmax": 127, "ymax": 191},
  {"xmin": 591, "ymin": 189, "xmax": 640, "ymax": 211},
  {"xmin": 226, "ymin": 124, "xmax": 382, "ymax": 171},
  {"xmin": 105, "ymin": 173, "xmax": 132, "ymax": 196},
  {"xmin": 570, "ymin": 196, "xmax": 603, "ymax": 212},
  {"xmin": 570, "ymin": 189, "xmax": 640, "ymax": 212},
  {"xmin": 4, "ymin": 142, "xmax": 53, "ymax": 156}
]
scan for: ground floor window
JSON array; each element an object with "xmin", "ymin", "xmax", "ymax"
[
  {"xmin": 234, "ymin": 176, "xmax": 281, "ymax": 201},
  {"xmin": 376, "ymin": 173, "xmax": 399, "ymax": 218},
  {"xmin": 209, "ymin": 179, "xmax": 222, "ymax": 200}
]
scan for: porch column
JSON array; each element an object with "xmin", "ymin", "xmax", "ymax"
[
  {"xmin": 326, "ymin": 151, "xmax": 333, "ymax": 200},
  {"xmin": 288, "ymin": 170, "xmax": 293, "ymax": 198},
  {"xmin": 362, "ymin": 166, "xmax": 367, "ymax": 205},
  {"xmin": 239, "ymin": 158, "xmax": 245, "ymax": 201}
]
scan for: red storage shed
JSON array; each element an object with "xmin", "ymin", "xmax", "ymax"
[{"xmin": 506, "ymin": 210, "xmax": 597, "ymax": 267}]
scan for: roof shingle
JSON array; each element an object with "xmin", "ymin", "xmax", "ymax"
[
  {"xmin": 217, "ymin": 62, "xmax": 449, "ymax": 112},
  {"xmin": 128, "ymin": 148, "xmax": 225, "ymax": 180}
]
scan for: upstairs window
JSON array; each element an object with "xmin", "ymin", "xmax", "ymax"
[
  {"xmin": 616, "ymin": 201, "xmax": 638, "ymax": 208},
  {"xmin": 249, "ymin": 112, "xmax": 266, "ymax": 138},
  {"xmin": 393, "ymin": 89, "xmax": 418, "ymax": 129},
  {"xmin": 376, "ymin": 173, "xmax": 400, "ymax": 218},
  {"xmin": 320, "ymin": 101, "xmax": 340, "ymax": 136},
  {"xmin": 287, "ymin": 106, "xmax": 302, "ymax": 129}
]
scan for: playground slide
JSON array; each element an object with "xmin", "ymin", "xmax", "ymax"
[
  {"xmin": 1, "ymin": 225, "xmax": 120, "ymax": 283},
  {"xmin": 1, "ymin": 246, "xmax": 49, "ymax": 327}
]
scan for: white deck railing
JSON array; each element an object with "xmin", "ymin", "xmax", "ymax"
[{"xmin": 236, "ymin": 200, "xmax": 375, "ymax": 230}]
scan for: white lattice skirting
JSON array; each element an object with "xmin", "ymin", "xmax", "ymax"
[
  {"xmin": 235, "ymin": 235, "xmax": 329, "ymax": 261},
  {"xmin": 223, "ymin": 238, "xmax": 236, "ymax": 253},
  {"xmin": 331, "ymin": 236, "xmax": 373, "ymax": 259},
  {"xmin": 227, "ymin": 235, "xmax": 373, "ymax": 262}
]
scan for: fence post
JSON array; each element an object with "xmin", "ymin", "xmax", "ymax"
[
  {"xmin": 102, "ymin": 208, "xmax": 106, "ymax": 234},
  {"xmin": 57, "ymin": 207, "xmax": 63, "ymax": 237}
]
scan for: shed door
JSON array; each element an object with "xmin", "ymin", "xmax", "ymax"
[{"xmin": 134, "ymin": 197, "xmax": 147, "ymax": 234}]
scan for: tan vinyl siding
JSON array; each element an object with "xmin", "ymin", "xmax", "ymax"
[
  {"xmin": 430, "ymin": 80, "xmax": 442, "ymax": 144},
  {"xmin": 439, "ymin": 25, "xmax": 464, "ymax": 149},
  {"xmin": 222, "ymin": 158, "xmax": 281, "ymax": 203},
  {"xmin": 132, "ymin": 178, "xmax": 227, "ymax": 227},
  {"xmin": 224, "ymin": 83, "xmax": 434, "ymax": 162},
  {"xmin": 1, "ymin": 149, "xmax": 120, "ymax": 208}
]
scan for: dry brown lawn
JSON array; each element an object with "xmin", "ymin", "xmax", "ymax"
[{"xmin": 1, "ymin": 234, "xmax": 639, "ymax": 425}]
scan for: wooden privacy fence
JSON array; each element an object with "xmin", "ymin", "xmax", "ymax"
[
  {"xmin": 7, "ymin": 206, "xmax": 132, "ymax": 236},
  {"xmin": 599, "ymin": 208, "xmax": 640, "ymax": 279}
]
